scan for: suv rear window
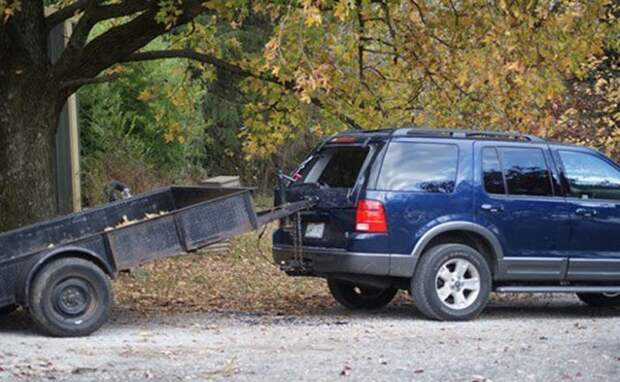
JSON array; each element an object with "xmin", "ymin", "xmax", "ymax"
[
  {"xmin": 377, "ymin": 142, "xmax": 458, "ymax": 193},
  {"xmin": 303, "ymin": 147, "xmax": 369, "ymax": 188}
]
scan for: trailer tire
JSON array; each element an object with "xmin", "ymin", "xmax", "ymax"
[{"xmin": 29, "ymin": 258, "xmax": 112, "ymax": 337}]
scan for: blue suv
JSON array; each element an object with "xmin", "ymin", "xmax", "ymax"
[{"xmin": 273, "ymin": 128, "xmax": 620, "ymax": 320}]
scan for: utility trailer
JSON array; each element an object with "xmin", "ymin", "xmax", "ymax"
[{"xmin": 0, "ymin": 186, "xmax": 312, "ymax": 337}]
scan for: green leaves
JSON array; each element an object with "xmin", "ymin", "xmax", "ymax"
[
  {"xmin": 79, "ymin": 39, "xmax": 207, "ymax": 168},
  {"xmin": 155, "ymin": 0, "xmax": 184, "ymax": 29}
]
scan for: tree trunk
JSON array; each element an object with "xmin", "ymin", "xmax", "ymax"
[
  {"xmin": 0, "ymin": 0, "xmax": 211, "ymax": 232},
  {"xmin": 0, "ymin": 80, "xmax": 60, "ymax": 232},
  {"xmin": 0, "ymin": 2, "xmax": 60, "ymax": 232}
]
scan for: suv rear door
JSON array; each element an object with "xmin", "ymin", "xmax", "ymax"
[
  {"xmin": 370, "ymin": 137, "xmax": 469, "ymax": 255},
  {"xmin": 474, "ymin": 142, "xmax": 571, "ymax": 281},
  {"xmin": 279, "ymin": 137, "xmax": 383, "ymax": 249}
]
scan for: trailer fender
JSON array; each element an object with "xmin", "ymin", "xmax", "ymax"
[{"xmin": 17, "ymin": 247, "xmax": 115, "ymax": 306}]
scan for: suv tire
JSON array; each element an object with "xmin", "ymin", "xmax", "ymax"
[
  {"xmin": 577, "ymin": 293, "xmax": 620, "ymax": 307},
  {"xmin": 29, "ymin": 258, "xmax": 112, "ymax": 337},
  {"xmin": 0, "ymin": 304, "xmax": 17, "ymax": 315},
  {"xmin": 412, "ymin": 244, "xmax": 491, "ymax": 321},
  {"xmin": 327, "ymin": 278, "xmax": 397, "ymax": 310}
]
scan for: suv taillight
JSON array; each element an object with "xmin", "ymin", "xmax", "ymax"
[{"xmin": 355, "ymin": 200, "xmax": 388, "ymax": 233}]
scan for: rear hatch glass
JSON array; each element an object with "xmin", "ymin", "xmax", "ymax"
[
  {"xmin": 280, "ymin": 144, "xmax": 374, "ymax": 248},
  {"xmin": 304, "ymin": 147, "xmax": 369, "ymax": 189}
]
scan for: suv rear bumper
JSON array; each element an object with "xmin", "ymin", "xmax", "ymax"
[{"xmin": 273, "ymin": 245, "xmax": 416, "ymax": 277}]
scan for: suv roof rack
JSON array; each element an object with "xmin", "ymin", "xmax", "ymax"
[
  {"xmin": 397, "ymin": 128, "xmax": 546, "ymax": 143},
  {"xmin": 338, "ymin": 128, "xmax": 396, "ymax": 135}
]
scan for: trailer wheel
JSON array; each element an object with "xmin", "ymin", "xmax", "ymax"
[{"xmin": 29, "ymin": 258, "xmax": 112, "ymax": 337}]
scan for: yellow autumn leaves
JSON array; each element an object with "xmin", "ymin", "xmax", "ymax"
[
  {"xmin": 240, "ymin": 0, "xmax": 616, "ymax": 159},
  {"xmin": 29, "ymin": 1, "xmax": 617, "ymax": 161}
]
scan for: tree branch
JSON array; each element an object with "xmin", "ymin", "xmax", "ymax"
[
  {"xmin": 53, "ymin": 0, "xmax": 205, "ymax": 85},
  {"xmin": 61, "ymin": 0, "xmax": 154, "ymax": 65},
  {"xmin": 121, "ymin": 50, "xmax": 259, "ymax": 80},
  {"xmin": 60, "ymin": 73, "xmax": 122, "ymax": 90},
  {"xmin": 120, "ymin": 49, "xmax": 364, "ymax": 129},
  {"xmin": 88, "ymin": 0, "xmax": 154, "ymax": 21},
  {"xmin": 45, "ymin": 0, "xmax": 90, "ymax": 31},
  {"xmin": 356, "ymin": 0, "xmax": 365, "ymax": 81}
]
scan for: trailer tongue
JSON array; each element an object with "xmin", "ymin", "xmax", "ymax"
[{"xmin": 0, "ymin": 186, "xmax": 315, "ymax": 337}]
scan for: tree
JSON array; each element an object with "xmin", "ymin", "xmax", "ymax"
[
  {"xmin": 0, "ymin": 0, "xmax": 346, "ymax": 231},
  {"xmin": 549, "ymin": 2, "xmax": 619, "ymax": 157},
  {"xmin": 0, "ymin": 0, "xmax": 615, "ymax": 232},
  {"xmin": 0, "ymin": 0, "xmax": 222, "ymax": 231},
  {"xmin": 248, "ymin": 0, "xmax": 614, "ymax": 137}
]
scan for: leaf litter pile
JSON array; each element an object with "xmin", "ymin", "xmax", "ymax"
[{"xmin": 114, "ymin": 225, "xmax": 340, "ymax": 315}]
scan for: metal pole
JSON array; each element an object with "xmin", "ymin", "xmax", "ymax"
[{"xmin": 64, "ymin": 21, "xmax": 81, "ymax": 212}]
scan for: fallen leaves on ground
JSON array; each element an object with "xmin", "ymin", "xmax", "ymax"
[{"xmin": 114, "ymin": 225, "xmax": 336, "ymax": 315}]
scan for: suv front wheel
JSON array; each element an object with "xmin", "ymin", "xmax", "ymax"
[
  {"xmin": 412, "ymin": 244, "xmax": 492, "ymax": 321},
  {"xmin": 327, "ymin": 278, "xmax": 397, "ymax": 310}
]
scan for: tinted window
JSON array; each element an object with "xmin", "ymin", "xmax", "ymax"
[
  {"xmin": 482, "ymin": 148, "xmax": 506, "ymax": 194},
  {"xmin": 377, "ymin": 142, "xmax": 458, "ymax": 193},
  {"xmin": 559, "ymin": 150, "xmax": 620, "ymax": 200},
  {"xmin": 305, "ymin": 147, "xmax": 369, "ymax": 188},
  {"xmin": 499, "ymin": 147, "xmax": 552, "ymax": 196}
]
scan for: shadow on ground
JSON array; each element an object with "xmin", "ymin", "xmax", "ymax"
[
  {"xmin": 1, "ymin": 295, "xmax": 618, "ymax": 336},
  {"xmin": 0, "ymin": 309, "xmax": 34, "ymax": 336},
  {"xmin": 248, "ymin": 296, "xmax": 620, "ymax": 323}
]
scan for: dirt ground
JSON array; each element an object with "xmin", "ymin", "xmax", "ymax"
[{"xmin": 0, "ymin": 294, "xmax": 618, "ymax": 381}]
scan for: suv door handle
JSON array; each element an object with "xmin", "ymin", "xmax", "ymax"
[
  {"xmin": 575, "ymin": 208, "xmax": 597, "ymax": 217},
  {"xmin": 480, "ymin": 204, "xmax": 503, "ymax": 213}
]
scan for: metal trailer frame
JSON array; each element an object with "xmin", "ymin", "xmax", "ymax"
[{"xmin": 0, "ymin": 186, "xmax": 312, "ymax": 309}]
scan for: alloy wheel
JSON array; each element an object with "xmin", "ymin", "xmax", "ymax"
[{"xmin": 434, "ymin": 258, "xmax": 481, "ymax": 310}]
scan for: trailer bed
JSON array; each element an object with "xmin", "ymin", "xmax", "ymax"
[{"xmin": 0, "ymin": 186, "xmax": 311, "ymax": 309}]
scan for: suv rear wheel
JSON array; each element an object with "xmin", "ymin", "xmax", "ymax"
[
  {"xmin": 577, "ymin": 293, "xmax": 620, "ymax": 307},
  {"xmin": 0, "ymin": 304, "xmax": 17, "ymax": 315},
  {"xmin": 412, "ymin": 244, "xmax": 491, "ymax": 321},
  {"xmin": 327, "ymin": 278, "xmax": 397, "ymax": 310}
]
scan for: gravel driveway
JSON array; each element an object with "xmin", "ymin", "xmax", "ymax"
[{"xmin": 0, "ymin": 295, "xmax": 618, "ymax": 381}]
